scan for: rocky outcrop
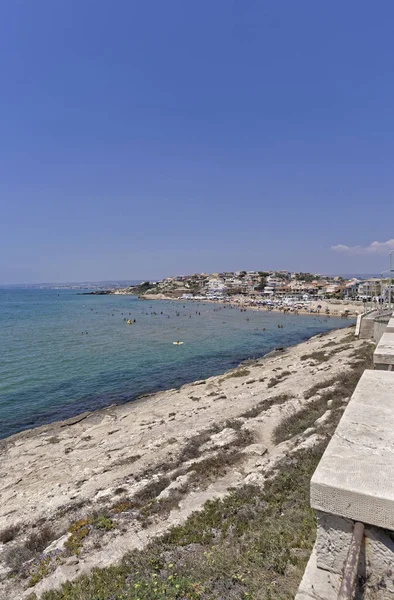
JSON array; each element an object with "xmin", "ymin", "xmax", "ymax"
[{"xmin": 0, "ymin": 326, "xmax": 364, "ymax": 599}]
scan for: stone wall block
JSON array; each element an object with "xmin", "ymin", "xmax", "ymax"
[
  {"xmin": 363, "ymin": 526, "xmax": 394, "ymax": 598},
  {"xmin": 315, "ymin": 511, "xmax": 354, "ymax": 574}
]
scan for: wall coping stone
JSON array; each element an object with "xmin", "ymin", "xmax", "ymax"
[
  {"xmin": 373, "ymin": 331, "xmax": 394, "ymax": 366},
  {"xmin": 386, "ymin": 317, "xmax": 394, "ymax": 333},
  {"xmin": 310, "ymin": 369, "xmax": 394, "ymax": 530}
]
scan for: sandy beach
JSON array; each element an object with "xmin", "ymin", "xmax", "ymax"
[
  {"xmin": 139, "ymin": 293, "xmax": 363, "ymax": 318},
  {"xmin": 0, "ymin": 324, "xmax": 371, "ymax": 599}
]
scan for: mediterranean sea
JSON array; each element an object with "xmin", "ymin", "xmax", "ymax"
[{"xmin": 0, "ymin": 288, "xmax": 352, "ymax": 439}]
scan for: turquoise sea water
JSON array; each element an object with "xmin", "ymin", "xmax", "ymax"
[{"xmin": 0, "ymin": 289, "xmax": 352, "ymax": 439}]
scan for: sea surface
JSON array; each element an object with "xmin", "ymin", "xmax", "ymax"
[{"xmin": 0, "ymin": 289, "xmax": 352, "ymax": 439}]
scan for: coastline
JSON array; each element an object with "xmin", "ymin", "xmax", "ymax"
[
  {"xmin": 0, "ymin": 333, "xmax": 315, "ymax": 446},
  {"xmin": 0, "ymin": 295, "xmax": 355, "ymax": 441},
  {"xmin": 1, "ymin": 311, "xmax": 353, "ymax": 442},
  {"xmin": 0, "ymin": 324, "xmax": 368, "ymax": 598},
  {"xmin": 123, "ymin": 292, "xmax": 362, "ymax": 319}
]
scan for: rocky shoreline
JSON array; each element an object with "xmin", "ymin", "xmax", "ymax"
[{"xmin": 0, "ymin": 325, "xmax": 371, "ymax": 599}]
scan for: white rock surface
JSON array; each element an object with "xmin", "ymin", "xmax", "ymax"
[
  {"xmin": 43, "ymin": 533, "xmax": 71, "ymax": 555},
  {"xmin": 157, "ymin": 474, "xmax": 192, "ymax": 500},
  {"xmin": 242, "ymin": 443, "xmax": 267, "ymax": 456},
  {"xmin": 200, "ymin": 428, "xmax": 238, "ymax": 451},
  {"xmin": 243, "ymin": 472, "xmax": 265, "ymax": 486}
]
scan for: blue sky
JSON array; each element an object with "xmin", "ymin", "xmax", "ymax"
[{"xmin": 1, "ymin": 1, "xmax": 394, "ymax": 283}]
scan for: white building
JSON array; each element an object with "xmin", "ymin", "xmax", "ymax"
[{"xmin": 206, "ymin": 277, "xmax": 227, "ymax": 298}]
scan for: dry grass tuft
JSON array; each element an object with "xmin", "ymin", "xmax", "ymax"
[
  {"xmin": 0, "ymin": 524, "xmax": 20, "ymax": 544},
  {"xmin": 240, "ymin": 393, "xmax": 292, "ymax": 419},
  {"xmin": 274, "ymin": 342, "xmax": 374, "ymax": 444},
  {"xmin": 267, "ymin": 370, "xmax": 292, "ymax": 388}
]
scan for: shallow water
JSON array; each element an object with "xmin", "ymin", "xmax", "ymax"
[{"xmin": 0, "ymin": 289, "xmax": 352, "ymax": 439}]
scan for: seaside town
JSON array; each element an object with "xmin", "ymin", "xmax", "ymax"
[{"xmin": 109, "ymin": 271, "xmax": 392, "ymax": 317}]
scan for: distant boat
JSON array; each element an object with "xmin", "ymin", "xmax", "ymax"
[{"xmin": 173, "ymin": 341, "xmax": 184, "ymax": 345}]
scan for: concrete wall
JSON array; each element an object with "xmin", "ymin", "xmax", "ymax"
[
  {"xmin": 374, "ymin": 316, "xmax": 391, "ymax": 343},
  {"xmin": 386, "ymin": 317, "xmax": 394, "ymax": 334},
  {"xmin": 297, "ymin": 515, "xmax": 394, "ymax": 600},
  {"xmin": 297, "ymin": 315, "xmax": 394, "ymax": 599},
  {"xmin": 357, "ymin": 309, "xmax": 393, "ymax": 342},
  {"xmin": 359, "ymin": 317, "xmax": 375, "ymax": 339},
  {"xmin": 374, "ymin": 332, "xmax": 394, "ymax": 370}
]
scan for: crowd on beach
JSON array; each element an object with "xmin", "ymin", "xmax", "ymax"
[
  {"xmin": 141, "ymin": 293, "xmax": 361, "ymax": 319},
  {"xmin": 212, "ymin": 296, "xmax": 360, "ymax": 318}
]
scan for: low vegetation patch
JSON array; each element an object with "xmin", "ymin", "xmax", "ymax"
[
  {"xmin": 64, "ymin": 512, "xmax": 116, "ymax": 556},
  {"xmin": 0, "ymin": 524, "xmax": 20, "ymax": 544},
  {"xmin": 240, "ymin": 393, "xmax": 292, "ymax": 419},
  {"xmin": 321, "ymin": 340, "xmax": 336, "ymax": 348},
  {"xmin": 267, "ymin": 370, "xmax": 292, "ymax": 388},
  {"xmin": 186, "ymin": 450, "xmax": 245, "ymax": 489},
  {"xmin": 303, "ymin": 376, "xmax": 339, "ymax": 399},
  {"xmin": 28, "ymin": 557, "xmax": 53, "ymax": 587},
  {"xmin": 4, "ymin": 525, "xmax": 56, "ymax": 575},
  {"xmin": 92, "ymin": 514, "xmax": 115, "ymax": 531},
  {"xmin": 273, "ymin": 397, "xmax": 328, "ymax": 444},
  {"xmin": 225, "ymin": 368, "xmax": 250, "ymax": 379},
  {"xmin": 25, "ymin": 526, "xmax": 55, "ymax": 554},
  {"xmin": 301, "ymin": 338, "xmax": 354, "ymax": 364},
  {"xmin": 342, "ymin": 330, "xmax": 356, "ymax": 343},
  {"xmin": 350, "ymin": 342, "xmax": 375, "ymax": 367},
  {"xmin": 5, "ymin": 545, "xmax": 35, "ymax": 574},
  {"xmin": 177, "ymin": 425, "xmax": 220, "ymax": 463},
  {"xmin": 300, "ymin": 350, "xmax": 330, "ymax": 363},
  {"xmin": 102, "ymin": 420, "xmax": 258, "ymax": 534},
  {"xmin": 274, "ymin": 342, "xmax": 374, "ymax": 444},
  {"xmin": 224, "ymin": 418, "xmax": 243, "ymax": 431},
  {"xmin": 110, "ymin": 454, "xmax": 142, "ymax": 468},
  {"xmin": 133, "ymin": 421, "xmax": 245, "ymax": 486},
  {"xmin": 64, "ymin": 520, "xmax": 90, "ymax": 556}
]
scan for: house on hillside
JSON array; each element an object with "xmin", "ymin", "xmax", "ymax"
[{"xmin": 357, "ymin": 278, "xmax": 381, "ymax": 299}]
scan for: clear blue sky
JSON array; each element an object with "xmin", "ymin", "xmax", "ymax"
[{"xmin": 1, "ymin": 1, "xmax": 394, "ymax": 283}]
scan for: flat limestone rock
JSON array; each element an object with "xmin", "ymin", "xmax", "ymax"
[
  {"xmin": 242, "ymin": 443, "xmax": 267, "ymax": 456},
  {"xmin": 200, "ymin": 428, "xmax": 238, "ymax": 451},
  {"xmin": 311, "ymin": 369, "xmax": 394, "ymax": 530},
  {"xmin": 157, "ymin": 474, "xmax": 192, "ymax": 500}
]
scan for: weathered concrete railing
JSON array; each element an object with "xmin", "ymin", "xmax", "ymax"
[
  {"xmin": 386, "ymin": 317, "xmax": 394, "ymax": 334},
  {"xmin": 356, "ymin": 309, "xmax": 393, "ymax": 343},
  {"xmin": 373, "ymin": 316, "xmax": 393, "ymax": 344},
  {"xmin": 374, "ymin": 332, "xmax": 394, "ymax": 370},
  {"xmin": 355, "ymin": 309, "xmax": 375, "ymax": 339},
  {"xmin": 297, "ymin": 317, "xmax": 394, "ymax": 599}
]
